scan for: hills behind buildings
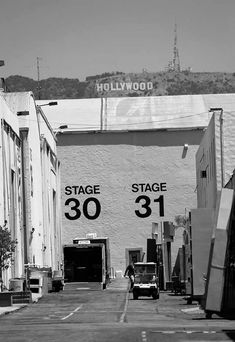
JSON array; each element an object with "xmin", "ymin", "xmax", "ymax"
[{"xmin": 4, "ymin": 71, "xmax": 235, "ymax": 100}]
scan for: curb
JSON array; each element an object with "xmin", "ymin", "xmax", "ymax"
[{"xmin": 0, "ymin": 304, "xmax": 28, "ymax": 316}]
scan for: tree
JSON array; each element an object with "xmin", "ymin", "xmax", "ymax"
[
  {"xmin": 174, "ymin": 214, "xmax": 191, "ymax": 246},
  {"xmin": 0, "ymin": 225, "xmax": 18, "ymax": 281},
  {"xmin": 174, "ymin": 214, "xmax": 191, "ymax": 239},
  {"xmin": 174, "ymin": 214, "xmax": 189, "ymax": 228}
]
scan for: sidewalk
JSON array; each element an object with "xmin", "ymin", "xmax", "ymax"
[{"xmin": 0, "ymin": 303, "xmax": 27, "ymax": 317}]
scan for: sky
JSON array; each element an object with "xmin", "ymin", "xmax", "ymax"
[{"xmin": 0, "ymin": 0, "xmax": 235, "ymax": 81}]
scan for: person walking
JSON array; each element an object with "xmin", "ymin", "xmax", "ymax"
[{"xmin": 124, "ymin": 262, "xmax": 135, "ymax": 292}]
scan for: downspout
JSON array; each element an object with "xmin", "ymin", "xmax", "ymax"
[
  {"xmin": 20, "ymin": 129, "xmax": 30, "ymax": 265},
  {"xmin": 1, "ymin": 119, "xmax": 8, "ymax": 223}
]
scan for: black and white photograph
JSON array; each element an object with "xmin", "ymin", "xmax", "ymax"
[{"xmin": 0, "ymin": 0, "xmax": 235, "ymax": 341}]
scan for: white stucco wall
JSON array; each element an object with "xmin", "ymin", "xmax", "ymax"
[
  {"xmin": 27, "ymin": 96, "xmax": 44, "ymax": 266},
  {"xmin": 2, "ymin": 92, "xmax": 62, "ymax": 273},
  {"xmin": 25, "ymin": 96, "xmax": 62, "ymax": 270},
  {"xmin": 0, "ymin": 95, "xmax": 23, "ymax": 280},
  {"xmin": 196, "ymin": 116, "xmax": 217, "ymax": 208},
  {"xmin": 58, "ymin": 129, "xmax": 203, "ymax": 272},
  {"xmin": 196, "ymin": 111, "xmax": 235, "ymax": 209}
]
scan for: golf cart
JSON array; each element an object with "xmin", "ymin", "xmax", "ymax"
[{"xmin": 132, "ymin": 262, "xmax": 160, "ymax": 300}]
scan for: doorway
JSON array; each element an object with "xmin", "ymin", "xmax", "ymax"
[
  {"xmin": 125, "ymin": 248, "xmax": 143, "ymax": 267},
  {"xmin": 64, "ymin": 246, "xmax": 103, "ymax": 282}
]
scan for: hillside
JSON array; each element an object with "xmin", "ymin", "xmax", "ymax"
[{"xmin": 4, "ymin": 71, "xmax": 235, "ymax": 100}]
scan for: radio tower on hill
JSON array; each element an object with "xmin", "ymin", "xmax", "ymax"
[{"xmin": 167, "ymin": 23, "xmax": 181, "ymax": 72}]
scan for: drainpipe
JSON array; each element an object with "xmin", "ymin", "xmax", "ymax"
[{"xmin": 20, "ymin": 129, "xmax": 30, "ymax": 265}]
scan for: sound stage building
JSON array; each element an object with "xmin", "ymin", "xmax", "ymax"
[{"xmin": 39, "ymin": 94, "xmax": 235, "ymax": 276}]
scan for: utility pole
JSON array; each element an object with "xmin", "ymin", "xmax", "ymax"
[
  {"xmin": 37, "ymin": 57, "xmax": 42, "ymax": 100},
  {"xmin": 167, "ymin": 24, "xmax": 181, "ymax": 72},
  {"xmin": 0, "ymin": 61, "xmax": 6, "ymax": 91},
  {"xmin": 172, "ymin": 23, "xmax": 181, "ymax": 72}
]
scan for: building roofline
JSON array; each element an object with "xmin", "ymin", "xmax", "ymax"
[{"xmin": 57, "ymin": 126, "xmax": 206, "ymax": 135}]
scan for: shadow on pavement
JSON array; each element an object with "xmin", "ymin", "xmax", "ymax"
[{"xmin": 223, "ymin": 330, "xmax": 235, "ymax": 342}]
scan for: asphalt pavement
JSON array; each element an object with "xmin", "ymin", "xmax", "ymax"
[
  {"xmin": 0, "ymin": 277, "xmax": 128, "ymax": 317},
  {"xmin": 0, "ymin": 276, "xmax": 233, "ymax": 323},
  {"xmin": 107, "ymin": 276, "xmax": 129, "ymax": 291}
]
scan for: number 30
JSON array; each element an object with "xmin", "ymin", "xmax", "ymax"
[{"xmin": 65, "ymin": 197, "xmax": 101, "ymax": 220}]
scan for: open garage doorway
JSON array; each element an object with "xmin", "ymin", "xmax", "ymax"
[{"xmin": 64, "ymin": 245, "xmax": 104, "ymax": 283}]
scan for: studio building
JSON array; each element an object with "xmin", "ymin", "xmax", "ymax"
[
  {"xmin": 40, "ymin": 94, "xmax": 235, "ymax": 278},
  {"xmin": 0, "ymin": 91, "xmax": 62, "ymax": 291}
]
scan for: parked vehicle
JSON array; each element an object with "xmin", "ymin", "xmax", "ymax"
[{"xmin": 132, "ymin": 262, "xmax": 160, "ymax": 300}]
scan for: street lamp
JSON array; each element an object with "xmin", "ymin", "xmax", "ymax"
[
  {"xmin": 54, "ymin": 125, "xmax": 68, "ymax": 137},
  {"xmin": 35, "ymin": 102, "xmax": 58, "ymax": 137},
  {"xmin": 38, "ymin": 101, "xmax": 58, "ymax": 107},
  {"xmin": 57, "ymin": 125, "xmax": 68, "ymax": 130}
]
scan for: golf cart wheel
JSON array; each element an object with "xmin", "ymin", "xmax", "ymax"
[
  {"xmin": 205, "ymin": 311, "xmax": 213, "ymax": 319},
  {"xmin": 152, "ymin": 291, "xmax": 159, "ymax": 300},
  {"xmin": 133, "ymin": 291, "xmax": 138, "ymax": 300}
]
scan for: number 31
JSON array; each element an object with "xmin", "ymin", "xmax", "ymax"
[{"xmin": 135, "ymin": 195, "xmax": 164, "ymax": 218}]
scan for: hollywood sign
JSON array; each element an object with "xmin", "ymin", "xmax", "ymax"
[{"xmin": 96, "ymin": 81, "xmax": 153, "ymax": 92}]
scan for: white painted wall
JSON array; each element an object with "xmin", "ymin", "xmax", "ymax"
[
  {"xmin": 2, "ymin": 92, "xmax": 62, "ymax": 275},
  {"xmin": 58, "ymin": 129, "xmax": 203, "ymax": 273},
  {"xmin": 196, "ymin": 111, "xmax": 235, "ymax": 208},
  {"xmin": 0, "ymin": 95, "xmax": 23, "ymax": 282}
]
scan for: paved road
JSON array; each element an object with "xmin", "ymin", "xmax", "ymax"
[{"xmin": 0, "ymin": 279, "xmax": 235, "ymax": 342}]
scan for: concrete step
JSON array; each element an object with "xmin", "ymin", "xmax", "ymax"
[{"xmin": 63, "ymin": 282, "xmax": 103, "ymax": 291}]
